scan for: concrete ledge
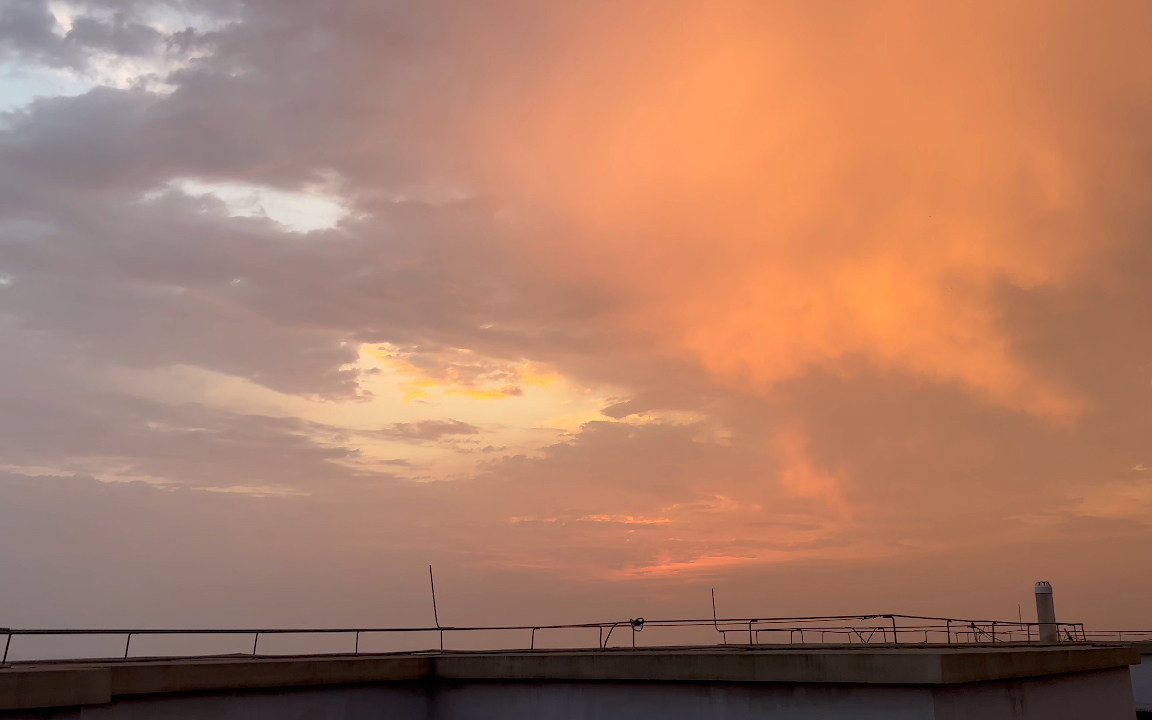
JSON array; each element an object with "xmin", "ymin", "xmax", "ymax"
[
  {"xmin": 108, "ymin": 655, "xmax": 431, "ymax": 696},
  {"xmin": 435, "ymin": 646, "xmax": 1138, "ymax": 686},
  {"xmin": 0, "ymin": 667, "xmax": 111, "ymax": 711},
  {"xmin": 0, "ymin": 644, "xmax": 1140, "ymax": 712},
  {"xmin": 936, "ymin": 646, "xmax": 1137, "ymax": 683}
]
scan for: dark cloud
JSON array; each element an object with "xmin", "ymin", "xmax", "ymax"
[
  {"xmin": 0, "ymin": 321, "xmax": 387, "ymax": 492},
  {"xmin": 376, "ymin": 419, "xmax": 481, "ymax": 442},
  {"xmin": 0, "ymin": 0, "xmax": 63, "ymax": 63},
  {"xmin": 0, "ymin": 0, "xmax": 177, "ymax": 69}
]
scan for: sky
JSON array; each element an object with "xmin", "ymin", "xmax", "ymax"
[{"xmin": 1, "ymin": 0, "xmax": 1152, "ymax": 643}]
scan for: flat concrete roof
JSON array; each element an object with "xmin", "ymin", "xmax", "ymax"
[{"xmin": 0, "ymin": 644, "xmax": 1140, "ymax": 713}]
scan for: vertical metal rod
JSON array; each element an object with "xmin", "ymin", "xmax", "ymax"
[
  {"xmin": 991, "ymin": 622, "xmax": 996, "ymax": 644},
  {"xmin": 3, "ymin": 633, "xmax": 11, "ymax": 663},
  {"xmin": 124, "ymin": 633, "xmax": 132, "ymax": 659},
  {"xmin": 631, "ymin": 624, "xmax": 635, "ymax": 649},
  {"xmin": 599, "ymin": 626, "xmax": 603, "ymax": 649},
  {"xmin": 748, "ymin": 622, "xmax": 754, "ymax": 646},
  {"xmin": 429, "ymin": 565, "xmax": 440, "ymax": 628},
  {"xmin": 355, "ymin": 631, "xmax": 359, "ymax": 654},
  {"xmin": 252, "ymin": 632, "xmax": 259, "ymax": 656},
  {"xmin": 946, "ymin": 620, "xmax": 952, "ymax": 645},
  {"xmin": 429, "ymin": 565, "xmax": 443, "ymax": 652},
  {"xmin": 711, "ymin": 588, "xmax": 728, "ymax": 645},
  {"xmin": 602, "ymin": 623, "xmax": 616, "ymax": 648},
  {"xmin": 890, "ymin": 616, "xmax": 898, "ymax": 644},
  {"xmin": 531, "ymin": 628, "xmax": 536, "ymax": 650}
]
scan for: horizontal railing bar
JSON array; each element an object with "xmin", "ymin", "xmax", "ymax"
[{"xmin": 3, "ymin": 619, "xmax": 1087, "ymax": 636}]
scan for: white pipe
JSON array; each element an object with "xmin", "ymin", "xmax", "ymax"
[{"xmin": 1035, "ymin": 581, "xmax": 1058, "ymax": 644}]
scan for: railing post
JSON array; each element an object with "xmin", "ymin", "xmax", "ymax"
[
  {"xmin": 355, "ymin": 631, "xmax": 360, "ymax": 654},
  {"xmin": 891, "ymin": 616, "xmax": 898, "ymax": 644},
  {"xmin": 602, "ymin": 623, "xmax": 617, "ymax": 649},
  {"xmin": 124, "ymin": 633, "xmax": 132, "ymax": 659},
  {"xmin": 946, "ymin": 620, "xmax": 952, "ymax": 645},
  {"xmin": 252, "ymin": 632, "xmax": 259, "ymax": 656},
  {"xmin": 2, "ymin": 633, "xmax": 11, "ymax": 664}
]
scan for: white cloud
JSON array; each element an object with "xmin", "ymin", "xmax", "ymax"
[
  {"xmin": 193, "ymin": 484, "xmax": 312, "ymax": 498},
  {"xmin": 167, "ymin": 179, "xmax": 352, "ymax": 233},
  {"xmin": 1, "ymin": 2, "xmax": 231, "ymax": 111}
]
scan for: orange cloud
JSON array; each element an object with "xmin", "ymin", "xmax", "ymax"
[
  {"xmin": 363, "ymin": 346, "xmax": 531, "ymax": 401},
  {"xmin": 579, "ymin": 514, "xmax": 672, "ymax": 525},
  {"xmin": 773, "ymin": 430, "xmax": 851, "ymax": 523},
  {"xmin": 451, "ymin": 0, "xmax": 1151, "ymax": 420}
]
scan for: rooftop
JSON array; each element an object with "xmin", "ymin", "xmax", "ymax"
[{"xmin": 1, "ymin": 644, "xmax": 1141, "ymax": 712}]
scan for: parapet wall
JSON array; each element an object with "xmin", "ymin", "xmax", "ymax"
[
  {"xmin": 0, "ymin": 644, "xmax": 1141, "ymax": 720},
  {"xmin": 1131, "ymin": 643, "xmax": 1152, "ymax": 715}
]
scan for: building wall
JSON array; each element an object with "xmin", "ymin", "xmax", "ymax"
[
  {"xmin": 0, "ymin": 670, "xmax": 1137, "ymax": 720},
  {"xmin": 1132, "ymin": 654, "xmax": 1152, "ymax": 712},
  {"xmin": 1, "ymin": 683, "xmax": 938, "ymax": 720},
  {"xmin": 932, "ymin": 668, "xmax": 1135, "ymax": 720}
]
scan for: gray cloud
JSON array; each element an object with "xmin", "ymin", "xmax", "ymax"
[
  {"xmin": 0, "ymin": 0, "xmax": 1151, "ymax": 632},
  {"xmin": 375, "ymin": 420, "xmax": 481, "ymax": 443},
  {"xmin": 0, "ymin": 0, "xmax": 64, "ymax": 63},
  {"xmin": 0, "ymin": 0, "xmax": 184, "ymax": 69}
]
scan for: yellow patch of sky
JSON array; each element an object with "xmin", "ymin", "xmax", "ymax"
[
  {"xmin": 578, "ymin": 514, "xmax": 672, "ymax": 525},
  {"xmin": 99, "ymin": 344, "xmax": 620, "ymax": 482}
]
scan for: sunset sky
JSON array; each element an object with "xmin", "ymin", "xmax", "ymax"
[{"xmin": 1, "ymin": 0, "xmax": 1152, "ymax": 636}]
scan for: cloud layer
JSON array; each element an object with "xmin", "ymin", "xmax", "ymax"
[{"xmin": 1, "ymin": 0, "xmax": 1151, "ymax": 630}]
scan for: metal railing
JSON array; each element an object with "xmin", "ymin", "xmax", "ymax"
[
  {"xmin": 706, "ymin": 614, "xmax": 1086, "ymax": 647},
  {"xmin": 1081, "ymin": 630, "xmax": 1152, "ymax": 643},
  {"xmin": 0, "ymin": 614, "xmax": 1097, "ymax": 664}
]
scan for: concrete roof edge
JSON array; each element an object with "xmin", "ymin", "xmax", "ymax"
[{"xmin": 0, "ymin": 645, "xmax": 1141, "ymax": 712}]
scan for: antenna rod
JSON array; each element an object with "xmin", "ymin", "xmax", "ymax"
[
  {"xmin": 711, "ymin": 588, "xmax": 725, "ymax": 643},
  {"xmin": 429, "ymin": 565, "xmax": 440, "ymax": 628}
]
